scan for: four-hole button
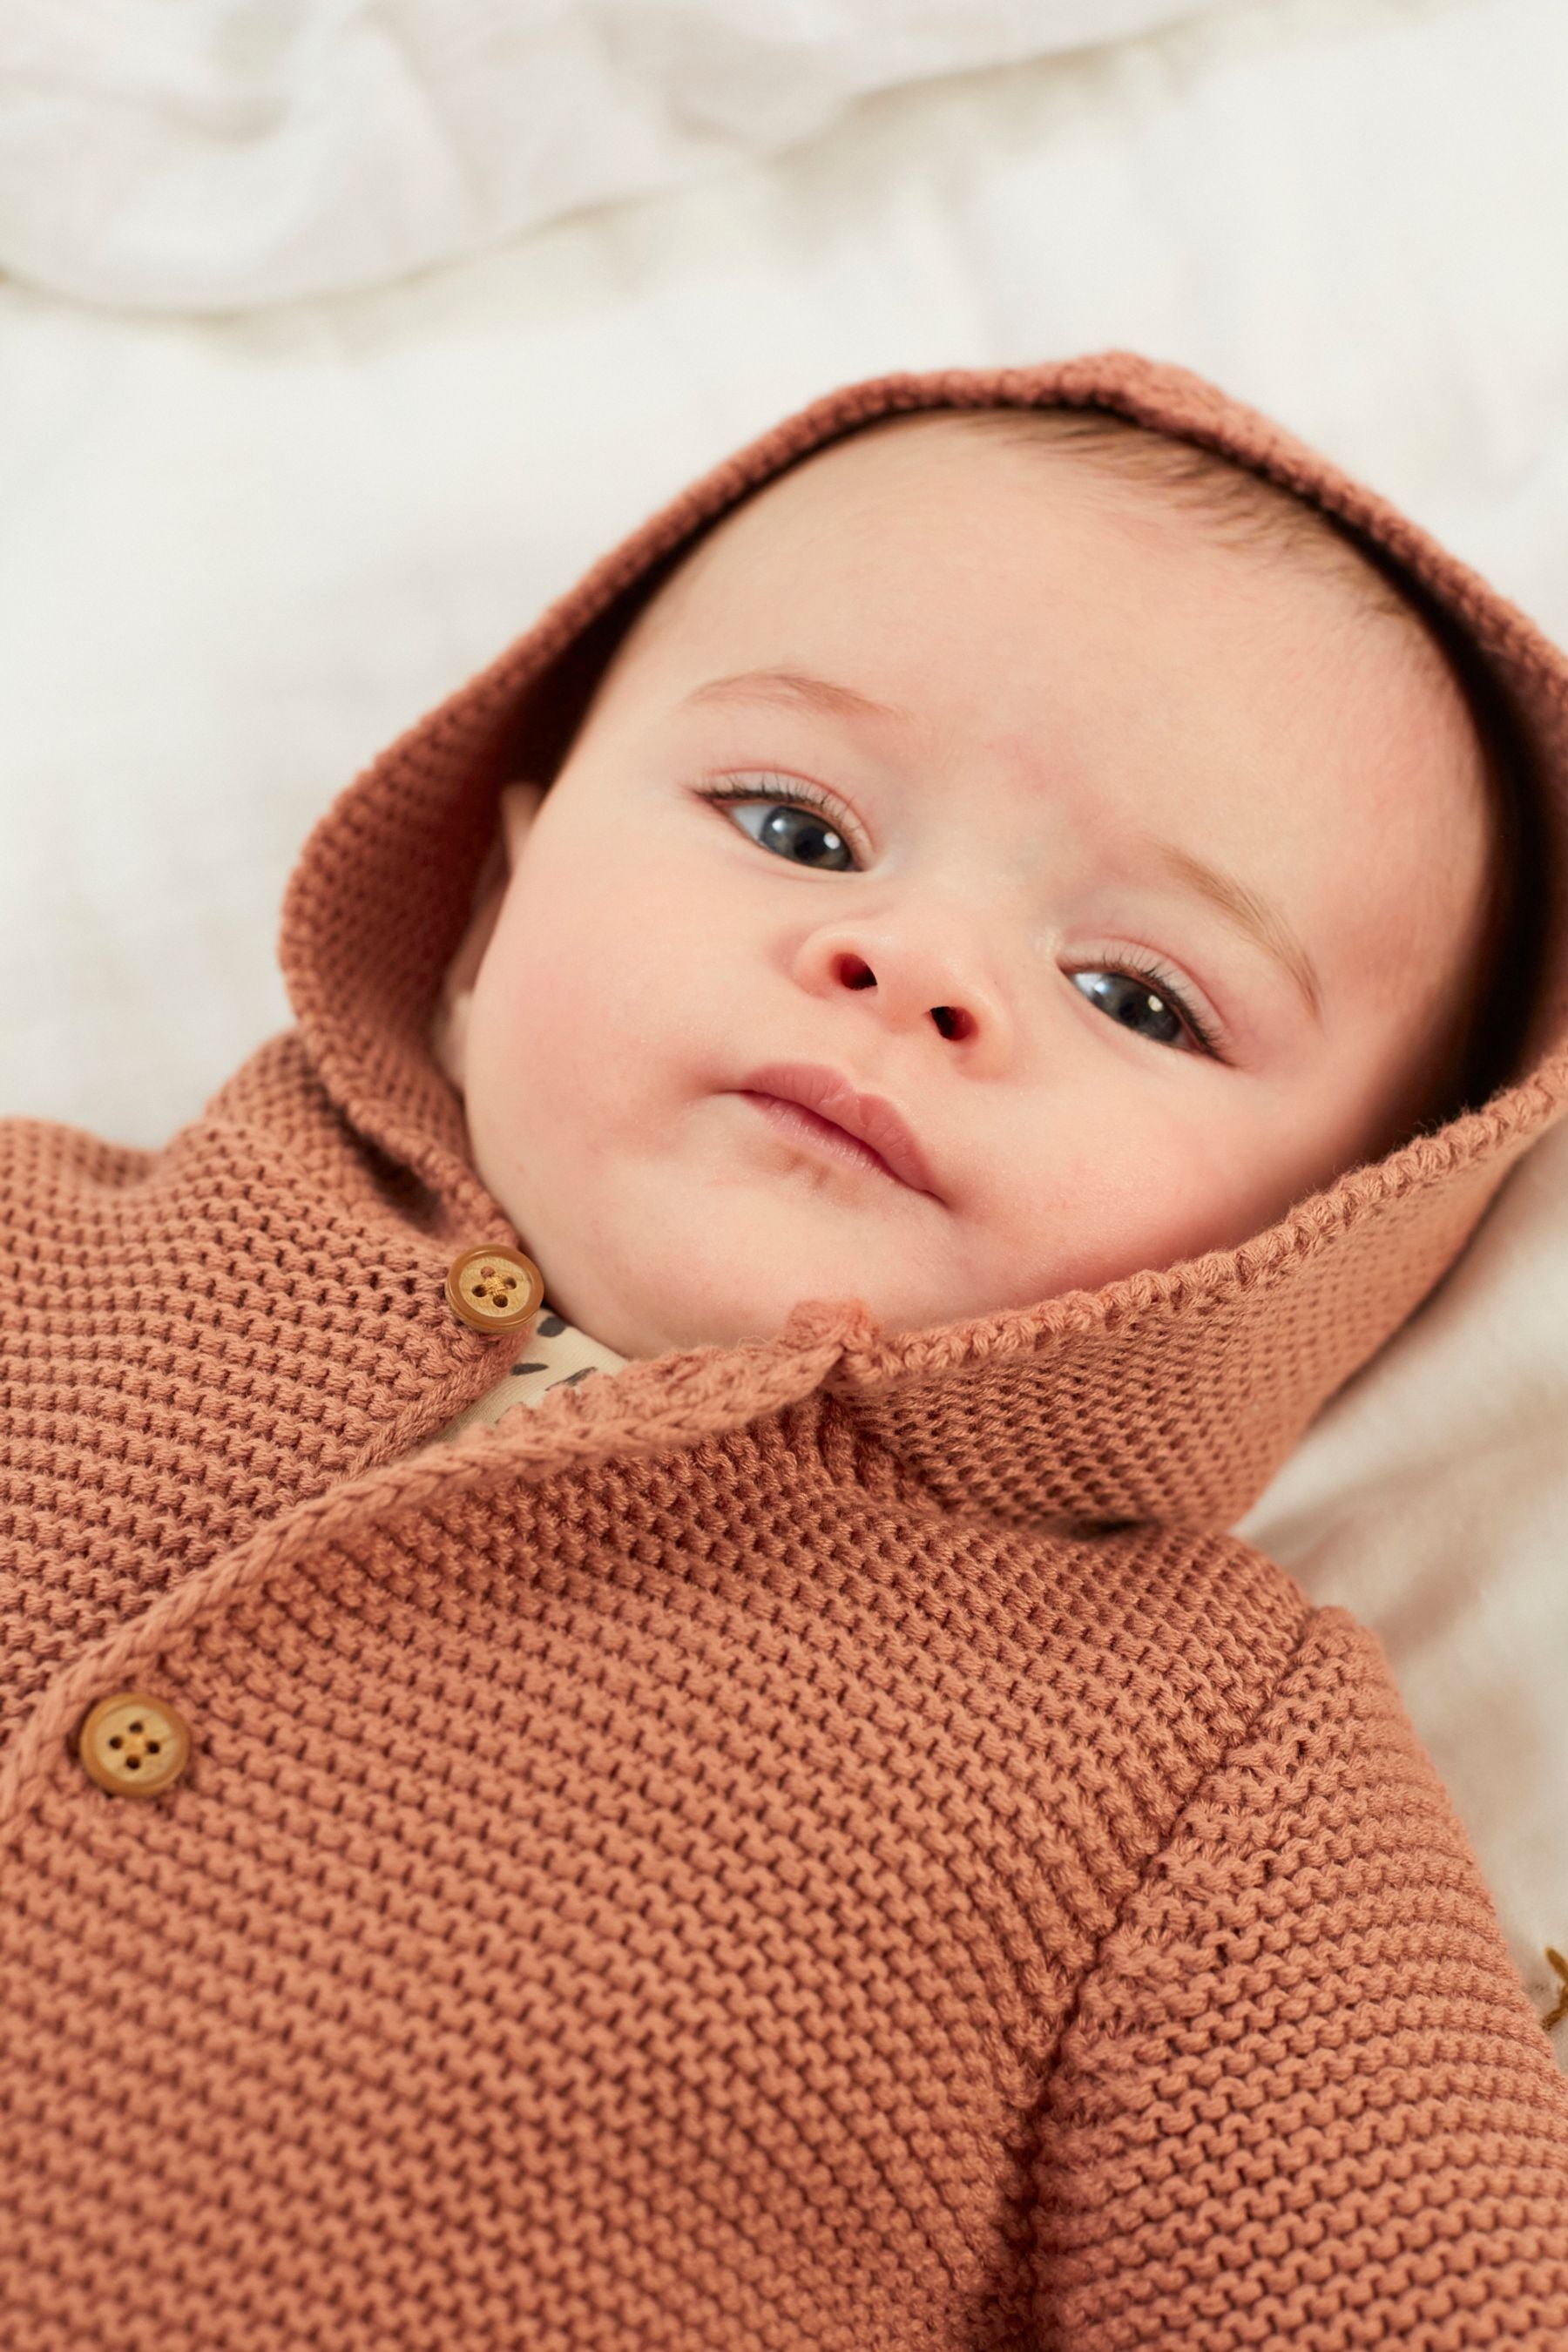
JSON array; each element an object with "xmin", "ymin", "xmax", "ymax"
[
  {"xmin": 78, "ymin": 1692, "xmax": 193, "ymax": 1798},
  {"xmin": 444, "ymin": 1244, "xmax": 544, "ymax": 1334}
]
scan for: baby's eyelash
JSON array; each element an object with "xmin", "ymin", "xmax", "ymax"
[
  {"xmin": 692, "ymin": 776, "xmax": 1227, "ymax": 1058},
  {"xmin": 695, "ymin": 773, "xmax": 855, "ymax": 838}
]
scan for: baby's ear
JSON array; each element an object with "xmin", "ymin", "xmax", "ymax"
[{"xmin": 432, "ymin": 781, "xmax": 545, "ymax": 1092}]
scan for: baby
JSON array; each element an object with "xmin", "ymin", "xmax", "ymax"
[
  {"xmin": 4, "ymin": 355, "xmax": 1568, "ymax": 2352},
  {"xmin": 430, "ymin": 402, "xmax": 1527, "ymax": 1362}
]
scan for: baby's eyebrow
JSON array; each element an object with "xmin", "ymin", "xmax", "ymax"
[
  {"xmin": 686, "ymin": 666, "xmax": 902, "ymax": 729},
  {"xmin": 1139, "ymin": 839, "xmax": 1323, "ymax": 1024},
  {"xmin": 682, "ymin": 666, "xmax": 1324, "ymax": 1024}
]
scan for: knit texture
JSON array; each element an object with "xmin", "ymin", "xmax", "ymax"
[{"xmin": 4, "ymin": 352, "xmax": 1568, "ymax": 2349}]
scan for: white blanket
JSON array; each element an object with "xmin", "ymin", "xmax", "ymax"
[
  {"xmin": 0, "ymin": 0, "xmax": 1232, "ymax": 310},
  {"xmin": 2, "ymin": 0, "xmax": 1565, "ymax": 2061}
]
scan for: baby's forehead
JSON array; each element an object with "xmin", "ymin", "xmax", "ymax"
[
  {"xmin": 651, "ymin": 406, "xmax": 1477, "ymax": 739},
  {"xmin": 662, "ymin": 404, "xmax": 1416, "ymax": 645}
]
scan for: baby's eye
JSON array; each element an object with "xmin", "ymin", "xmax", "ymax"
[
  {"xmin": 693, "ymin": 776, "xmax": 856, "ymax": 869},
  {"xmin": 693, "ymin": 776, "xmax": 1223, "ymax": 1057},
  {"xmin": 1073, "ymin": 969, "xmax": 1196, "ymax": 1053}
]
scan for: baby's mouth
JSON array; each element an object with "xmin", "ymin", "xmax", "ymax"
[
  {"xmin": 736, "ymin": 1091, "xmax": 909, "ymax": 1186},
  {"xmin": 729, "ymin": 1061, "xmax": 940, "ymax": 1195}
]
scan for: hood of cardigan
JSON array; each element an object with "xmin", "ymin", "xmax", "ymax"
[{"xmin": 280, "ymin": 352, "xmax": 1568, "ymax": 1536}]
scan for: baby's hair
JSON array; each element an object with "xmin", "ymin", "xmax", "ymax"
[
  {"xmin": 866, "ymin": 402, "xmax": 1425, "ymax": 615},
  {"xmin": 851, "ymin": 402, "xmax": 1544, "ymax": 1138}
]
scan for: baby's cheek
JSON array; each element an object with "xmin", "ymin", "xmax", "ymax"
[{"xmin": 481, "ymin": 888, "xmax": 582, "ymax": 1038}]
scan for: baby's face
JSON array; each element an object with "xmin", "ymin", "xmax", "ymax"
[{"xmin": 436, "ymin": 417, "xmax": 1492, "ymax": 1360}]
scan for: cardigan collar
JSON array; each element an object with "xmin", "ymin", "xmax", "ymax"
[{"xmin": 279, "ymin": 351, "xmax": 1568, "ymax": 1535}]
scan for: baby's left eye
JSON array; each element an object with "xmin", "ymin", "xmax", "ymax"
[{"xmin": 1074, "ymin": 969, "xmax": 1193, "ymax": 1052}]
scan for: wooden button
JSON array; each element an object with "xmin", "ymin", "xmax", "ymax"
[
  {"xmin": 444, "ymin": 1244, "xmax": 545, "ymax": 1334},
  {"xmin": 78, "ymin": 1692, "xmax": 192, "ymax": 1799}
]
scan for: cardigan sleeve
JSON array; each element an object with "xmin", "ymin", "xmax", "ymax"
[{"xmin": 1023, "ymin": 1602, "xmax": 1568, "ymax": 2350}]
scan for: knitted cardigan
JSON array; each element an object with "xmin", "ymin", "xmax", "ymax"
[{"xmin": 4, "ymin": 353, "xmax": 1568, "ymax": 2352}]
